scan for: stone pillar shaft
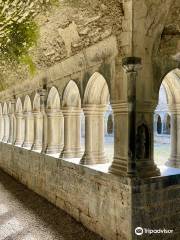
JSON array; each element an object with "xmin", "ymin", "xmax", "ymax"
[
  {"xmin": 109, "ymin": 102, "xmax": 129, "ymax": 175},
  {"xmin": 80, "ymin": 105, "xmax": 107, "ymax": 165},
  {"xmin": 15, "ymin": 113, "xmax": 24, "ymax": 146},
  {"xmin": 46, "ymin": 110, "xmax": 64, "ymax": 154},
  {"xmin": 61, "ymin": 108, "xmax": 82, "ymax": 158},
  {"xmin": 23, "ymin": 112, "xmax": 34, "ymax": 149},
  {"xmin": 38, "ymin": 89, "xmax": 47, "ymax": 153},
  {"xmin": 109, "ymin": 57, "xmax": 160, "ymax": 177},
  {"xmin": 32, "ymin": 111, "xmax": 43, "ymax": 151},
  {"xmin": 3, "ymin": 114, "xmax": 9, "ymax": 143},
  {"xmin": 8, "ymin": 100, "xmax": 16, "ymax": 144},
  {"xmin": 166, "ymin": 106, "xmax": 180, "ymax": 168},
  {"xmin": 0, "ymin": 115, "xmax": 4, "ymax": 141}
]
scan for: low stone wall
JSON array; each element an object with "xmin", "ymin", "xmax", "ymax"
[
  {"xmin": 0, "ymin": 142, "xmax": 132, "ymax": 240},
  {"xmin": 132, "ymin": 173, "xmax": 180, "ymax": 239},
  {"xmin": 0, "ymin": 142, "xmax": 179, "ymax": 240}
]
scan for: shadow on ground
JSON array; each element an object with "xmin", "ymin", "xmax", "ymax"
[{"xmin": 0, "ymin": 169, "xmax": 103, "ymax": 240}]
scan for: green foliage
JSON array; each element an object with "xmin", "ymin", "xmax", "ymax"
[
  {"xmin": 0, "ymin": 0, "xmax": 58, "ymax": 74},
  {"xmin": 1, "ymin": 21, "xmax": 39, "ymax": 62}
]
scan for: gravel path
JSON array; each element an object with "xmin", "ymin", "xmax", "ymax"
[{"xmin": 0, "ymin": 170, "xmax": 102, "ymax": 240}]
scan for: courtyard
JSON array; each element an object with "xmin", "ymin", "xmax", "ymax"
[{"xmin": 103, "ymin": 136, "xmax": 171, "ymax": 166}]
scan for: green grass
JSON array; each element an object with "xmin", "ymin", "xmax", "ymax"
[{"xmin": 154, "ymin": 143, "xmax": 171, "ymax": 166}]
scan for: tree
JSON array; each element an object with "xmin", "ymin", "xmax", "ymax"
[{"xmin": 0, "ymin": 0, "xmax": 57, "ymax": 69}]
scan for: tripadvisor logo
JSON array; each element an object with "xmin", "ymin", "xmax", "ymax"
[
  {"xmin": 135, "ymin": 227, "xmax": 174, "ymax": 236},
  {"xmin": 135, "ymin": 227, "xmax": 143, "ymax": 236}
]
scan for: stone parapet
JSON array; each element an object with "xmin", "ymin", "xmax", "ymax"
[{"xmin": 0, "ymin": 142, "xmax": 179, "ymax": 240}]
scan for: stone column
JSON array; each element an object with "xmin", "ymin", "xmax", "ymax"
[
  {"xmin": 109, "ymin": 57, "xmax": 160, "ymax": 177},
  {"xmin": 0, "ymin": 113, "xmax": 4, "ymax": 141},
  {"xmin": 38, "ymin": 89, "xmax": 48, "ymax": 153},
  {"xmin": 8, "ymin": 99, "xmax": 16, "ymax": 144},
  {"xmin": 23, "ymin": 112, "xmax": 34, "ymax": 149},
  {"xmin": 15, "ymin": 112, "xmax": 24, "ymax": 146},
  {"xmin": 80, "ymin": 105, "xmax": 107, "ymax": 165},
  {"xmin": 61, "ymin": 108, "xmax": 82, "ymax": 158},
  {"xmin": 166, "ymin": 105, "xmax": 180, "ymax": 168},
  {"xmin": 32, "ymin": 111, "xmax": 43, "ymax": 151},
  {"xmin": 153, "ymin": 116, "xmax": 156, "ymax": 134},
  {"xmin": 46, "ymin": 109, "xmax": 64, "ymax": 154},
  {"xmin": 3, "ymin": 111, "xmax": 9, "ymax": 143}
]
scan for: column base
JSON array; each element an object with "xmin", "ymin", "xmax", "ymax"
[
  {"xmin": 80, "ymin": 152, "xmax": 108, "ymax": 165},
  {"xmin": 109, "ymin": 157, "xmax": 160, "ymax": 178},
  {"xmin": 7, "ymin": 138, "xmax": 14, "ymax": 144},
  {"xmin": 60, "ymin": 148, "xmax": 83, "ymax": 158},
  {"xmin": 46, "ymin": 145, "xmax": 63, "ymax": 154},
  {"xmin": 2, "ymin": 137, "xmax": 8, "ymax": 143},
  {"xmin": 135, "ymin": 161, "xmax": 160, "ymax": 178},
  {"xmin": 32, "ymin": 143, "xmax": 42, "ymax": 152},
  {"xmin": 166, "ymin": 156, "xmax": 180, "ymax": 168},
  {"xmin": 109, "ymin": 157, "xmax": 127, "ymax": 176},
  {"xmin": 22, "ymin": 142, "xmax": 33, "ymax": 149},
  {"xmin": 14, "ymin": 140, "xmax": 23, "ymax": 146}
]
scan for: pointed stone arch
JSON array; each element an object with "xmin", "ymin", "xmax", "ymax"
[
  {"xmin": 62, "ymin": 80, "xmax": 81, "ymax": 108},
  {"xmin": 32, "ymin": 93, "xmax": 43, "ymax": 151},
  {"xmin": 3, "ymin": 102, "xmax": 8, "ymax": 115},
  {"xmin": 81, "ymin": 72, "xmax": 111, "ymax": 165},
  {"xmin": 23, "ymin": 95, "xmax": 32, "ymax": 113},
  {"xmin": 46, "ymin": 86, "xmax": 63, "ymax": 154},
  {"xmin": 8, "ymin": 101, "xmax": 16, "ymax": 144},
  {"xmin": 16, "ymin": 98, "xmax": 23, "ymax": 113},
  {"xmin": 23, "ymin": 95, "xmax": 34, "ymax": 149},
  {"xmin": 157, "ymin": 69, "xmax": 180, "ymax": 168},
  {"xmin": 2, "ymin": 102, "xmax": 9, "ymax": 142},
  {"xmin": 83, "ymin": 72, "xmax": 110, "ymax": 105},
  {"xmin": 33, "ymin": 93, "xmax": 41, "ymax": 112},
  {"xmin": 47, "ymin": 86, "xmax": 61, "ymax": 110},
  {"xmin": 61, "ymin": 81, "xmax": 82, "ymax": 158},
  {"xmin": 15, "ymin": 98, "xmax": 24, "ymax": 146}
]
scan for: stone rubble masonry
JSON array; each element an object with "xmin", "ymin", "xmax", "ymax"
[
  {"xmin": 0, "ymin": 142, "xmax": 131, "ymax": 240},
  {"xmin": 0, "ymin": 36, "xmax": 119, "ymax": 102},
  {"xmin": 0, "ymin": 142, "xmax": 179, "ymax": 240}
]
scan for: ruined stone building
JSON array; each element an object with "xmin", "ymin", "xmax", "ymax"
[{"xmin": 0, "ymin": 1, "xmax": 180, "ymax": 240}]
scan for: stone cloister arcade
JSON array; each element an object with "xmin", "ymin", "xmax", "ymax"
[
  {"xmin": 2, "ymin": 68, "xmax": 180, "ymax": 173},
  {"xmin": 154, "ymin": 84, "xmax": 171, "ymax": 135},
  {"xmin": 154, "ymin": 113, "xmax": 171, "ymax": 135},
  {"xmin": 0, "ymin": 0, "xmax": 180, "ymax": 238},
  {"xmin": 0, "ymin": 53, "xmax": 180, "ymax": 239},
  {"xmin": 0, "ymin": 72, "xmax": 114, "ymax": 167}
]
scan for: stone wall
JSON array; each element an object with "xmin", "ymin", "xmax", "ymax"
[
  {"xmin": 0, "ymin": 143, "xmax": 179, "ymax": 239},
  {"xmin": 132, "ymin": 175, "xmax": 180, "ymax": 239},
  {"xmin": 0, "ymin": 142, "xmax": 132, "ymax": 240},
  {"xmin": 0, "ymin": 36, "xmax": 119, "ymax": 102},
  {"xmin": 33, "ymin": 0, "xmax": 125, "ymax": 69}
]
